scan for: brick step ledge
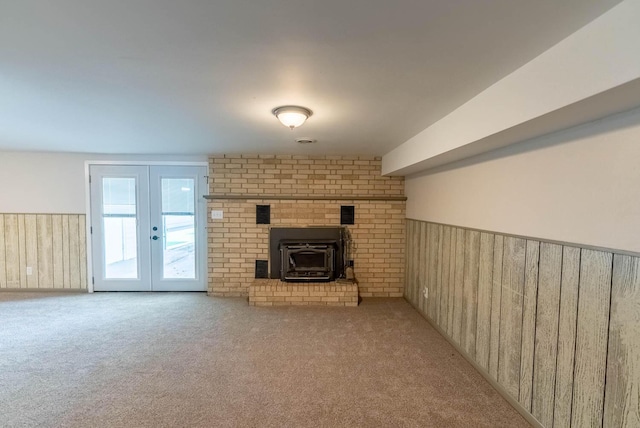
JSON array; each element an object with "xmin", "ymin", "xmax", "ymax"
[{"xmin": 249, "ymin": 279, "xmax": 358, "ymax": 307}]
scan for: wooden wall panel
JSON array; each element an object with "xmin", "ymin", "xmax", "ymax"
[
  {"xmin": 475, "ymin": 232, "xmax": 494, "ymax": 370},
  {"xmin": 418, "ymin": 222, "xmax": 428, "ymax": 313},
  {"xmin": 37, "ymin": 215, "xmax": 54, "ymax": 287},
  {"xmin": 52, "ymin": 215, "xmax": 64, "ymax": 288},
  {"xmin": 439, "ymin": 226, "xmax": 452, "ymax": 333},
  {"xmin": 4, "ymin": 214, "xmax": 21, "ymax": 287},
  {"xmin": 452, "ymin": 228, "xmax": 465, "ymax": 345},
  {"xmin": 436, "ymin": 224, "xmax": 445, "ymax": 326},
  {"xmin": 0, "ymin": 215, "xmax": 6, "ymax": 288},
  {"xmin": 62, "ymin": 215, "xmax": 71, "ymax": 288},
  {"xmin": 571, "ymin": 249, "xmax": 612, "ymax": 428},
  {"xmin": 407, "ymin": 220, "xmax": 416, "ymax": 305},
  {"xmin": 411, "ymin": 221, "xmax": 419, "ymax": 304},
  {"xmin": 410, "ymin": 220, "xmax": 420, "ymax": 307},
  {"xmin": 403, "ymin": 220, "xmax": 638, "ymax": 428},
  {"xmin": 498, "ymin": 236, "xmax": 526, "ymax": 398},
  {"xmin": 0, "ymin": 214, "xmax": 87, "ymax": 290},
  {"xmin": 519, "ymin": 240, "xmax": 540, "ymax": 411},
  {"xmin": 79, "ymin": 216, "xmax": 87, "ymax": 289},
  {"xmin": 446, "ymin": 226, "xmax": 457, "ymax": 338},
  {"xmin": 404, "ymin": 220, "xmax": 414, "ymax": 303},
  {"xmin": 553, "ymin": 246, "xmax": 580, "ymax": 428},
  {"xmin": 427, "ymin": 223, "xmax": 438, "ymax": 318},
  {"xmin": 604, "ymin": 255, "xmax": 640, "ymax": 428},
  {"xmin": 412, "ymin": 221, "xmax": 420, "ymax": 309},
  {"xmin": 413, "ymin": 220, "xmax": 422, "ymax": 307},
  {"xmin": 413, "ymin": 220, "xmax": 421, "ymax": 307},
  {"xmin": 25, "ymin": 214, "xmax": 40, "ymax": 287},
  {"xmin": 531, "ymin": 242, "xmax": 562, "ymax": 428},
  {"xmin": 68, "ymin": 215, "xmax": 81, "ymax": 289},
  {"xmin": 461, "ymin": 230, "xmax": 480, "ymax": 358},
  {"xmin": 489, "ymin": 234, "xmax": 504, "ymax": 381},
  {"xmin": 18, "ymin": 215, "xmax": 27, "ymax": 287}
]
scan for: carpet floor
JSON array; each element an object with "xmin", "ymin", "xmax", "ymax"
[{"xmin": 0, "ymin": 293, "xmax": 530, "ymax": 428}]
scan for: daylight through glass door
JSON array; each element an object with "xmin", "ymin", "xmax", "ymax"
[{"xmin": 90, "ymin": 164, "xmax": 207, "ymax": 291}]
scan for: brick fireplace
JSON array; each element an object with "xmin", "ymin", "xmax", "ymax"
[{"xmin": 206, "ymin": 155, "xmax": 405, "ymax": 299}]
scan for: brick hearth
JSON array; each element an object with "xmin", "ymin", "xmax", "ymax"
[{"xmin": 249, "ymin": 279, "xmax": 358, "ymax": 307}]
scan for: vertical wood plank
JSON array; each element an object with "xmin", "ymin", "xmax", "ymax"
[
  {"xmin": 416, "ymin": 222, "xmax": 425, "ymax": 313},
  {"xmin": 24, "ymin": 215, "xmax": 39, "ymax": 288},
  {"xmin": 411, "ymin": 221, "xmax": 418, "ymax": 303},
  {"xmin": 446, "ymin": 227, "xmax": 457, "ymax": 337},
  {"xmin": 423, "ymin": 222, "xmax": 431, "ymax": 315},
  {"xmin": 79, "ymin": 215, "xmax": 87, "ymax": 289},
  {"xmin": 427, "ymin": 224, "xmax": 440, "ymax": 320},
  {"xmin": 520, "ymin": 240, "xmax": 540, "ymax": 411},
  {"xmin": 0, "ymin": 215, "xmax": 5, "ymax": 288},
  {"xmin": 436, "ymin": 224, "xmax": 444, "ymax": 327},
  {"xmin": 410, "ymin": 220, "xmax": 418, "ymax": 305},
  {"xmin": 532, "ymin": 242, "xmax": 563, "ymax": 428},
  {"xmin": 498, "ymin": 236, "xmax": 526, "ymax": 398},
  {"xmin": 414, "ymin": 221, "xmax": 423, "ymax": 307},
  {"xmin": 18, "ymin": 214, "xmax": 27, "ymax": 287},
  {"xmin": 404, "ymin": 220, "xmax": 409, "ymax": 298},
  {"xmin": 424, "ymin": 223, "xmax": 432, "ymax": 316},
  {"xmin": 489, "ymin": 234, "xmax": 504, "ymax": 380},
  {"xmin": 407, "ymin": 220, "xmax": 417, "ymax": 305},
  {"xmin": 4, "ymin": 214, "xmax": 21, "ymax": 287},
  {"xmin": 52, "ymin": 215, "xmax": 64, "ymax": 288},
  {"xmin": 604, "ymin": 254, "xmax": 640, "ymax": 428},
  {"xmin": 36, "ymin": 215, "xmax": 54, "ymax": 288},
  {"xmin": 414, "ymin": 221, "xmax": 426, "ymax": 311},
  {"xmin": 62, "ymin": 215, "xmax": 71, "ymax": 288},
  {"xmin": 461, "ymin": 230, "xmax": 480, "ymax": 358},
  {"xmin": 69, "ymin": 215, "xmax": 81, "ymax": 289},
  {"xmin": 440, "ymin": 226, "xmax": 452, "ymax": 333},
  {"xmin": 571, "ymin": 249, "xmax": 612, "ymax": 428},
  {"xmin": 452, "ymin": 228, "xmax": 465, "ymax": 345},
  {"xmin": 476, "ymin": 232, "xmax": 494, "ymax": 370},
  {"xmin": 553, "ymin": 246, "xmax": 581, "ymax": 428},
  {"xmin": 404, "ymin": 220, "xmax": 413, "ymax": 303},
  {"xmin": 415, "ymin": 222, "xmax": 422, "ymax": 306},
  {"xmin": 412, "ymin": 221, "xmax": 420, "ymax": 305}
]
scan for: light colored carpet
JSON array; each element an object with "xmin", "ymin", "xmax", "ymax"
[{"xmin": 0, "ymin": 293, "xmax": 530, "ymax": 427}]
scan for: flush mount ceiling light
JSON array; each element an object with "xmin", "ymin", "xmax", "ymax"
[{"xmin": 272, "ymin": 105, "xmax": 313, "ymax": 130}]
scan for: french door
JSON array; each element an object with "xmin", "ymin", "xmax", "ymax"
[{"xmin": 89, "ymin": 165, "xmax": 207, "ymax": 291}]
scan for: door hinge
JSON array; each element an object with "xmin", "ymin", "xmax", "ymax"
[
  {"xmin": 89, "ymin": 175, "xmax": 92, "ymax": 183},
  {"xmin": 90, "ymin": 226, "xmax": 93, "ymax": 234},
  {"xmin": 92, "ymin": 276, "xmax": 95, "ymax": 285}
]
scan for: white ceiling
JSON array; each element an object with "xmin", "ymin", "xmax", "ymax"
[{"xmin": 0, "ymin": 0, "xmax": 621, "ymax": 156}]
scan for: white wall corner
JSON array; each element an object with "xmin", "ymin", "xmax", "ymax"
[{"xmin": 382, "ymin": 0, "xmax": 640, "ymax": 176}]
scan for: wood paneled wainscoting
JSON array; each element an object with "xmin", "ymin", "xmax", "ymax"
[
  {"xmin": 405, "ymin": 219, "xmax": 640, "ymax": 428},
  {"xmin": 0, "ymin": 214, "xmax": 87, "ymax": 290}
]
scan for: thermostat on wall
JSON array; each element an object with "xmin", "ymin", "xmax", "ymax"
[{"xmin": 211, "ymin": 210, "xmax": 223, "ymax": 220}]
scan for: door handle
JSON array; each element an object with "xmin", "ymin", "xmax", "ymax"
[
  {"xmin": 152, "ymin": 226, "xmax": 158, "ymax": 231},
  {"xmin": 152, "ymin": 235, "xmax": 159, "ymax": 240}
]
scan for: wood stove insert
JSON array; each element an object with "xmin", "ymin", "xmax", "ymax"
[{"xmin": 269, "ymin": 227, "xmax": 345, "ymax": 282}]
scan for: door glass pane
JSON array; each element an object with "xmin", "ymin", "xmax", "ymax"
[
  {"xmin": 102, "ymin": 178, "xmax": 138, "ymax": 279},
  {"xmin": 161, "ymin": 178, "xmax": 195, "ymax": 279}
]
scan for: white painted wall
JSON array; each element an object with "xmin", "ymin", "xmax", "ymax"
[
  {"xmin": 383, "ymin": 0, "xmax": 640, "ymax": 176},
  {"xmin": 405, "ymin": 107, "xmax": 640, "ymax": 254},
  {"xmin": 0, "ymin": 152, "xmax": 207, "ymax": 213}
]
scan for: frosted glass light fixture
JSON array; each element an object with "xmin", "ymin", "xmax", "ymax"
[{"xmin": 272, "ymin": 106, "xmax": 312, "ymax": 130}]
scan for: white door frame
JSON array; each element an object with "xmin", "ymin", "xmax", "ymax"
[{"xmin": 84, "ymin": 161, "xmax": 209, "ymax": 293}]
